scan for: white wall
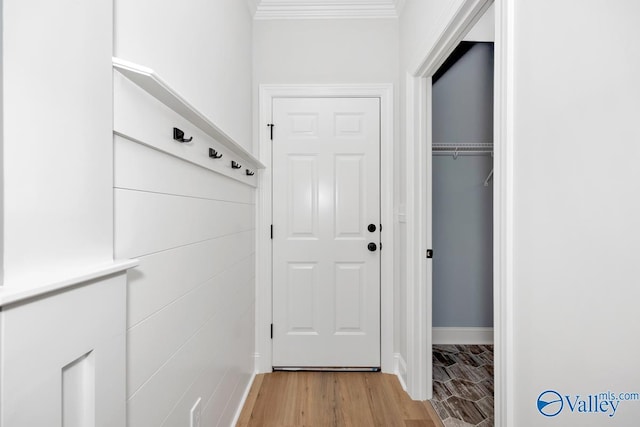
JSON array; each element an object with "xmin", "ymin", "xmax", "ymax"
[
  {"xmin": 510, "ymin": 0, "xmax": 640, "ymax": 424},
  {"xmin": 254, "ymin": 19, "xmax": 399, "ymax": 84},
  {"xmin": 463, "ymin": 3, "xmax": 494, "ymax": 42},
  {"xmin": 1, "ymin": 274, "xmax": 128, "ymax": 427},
  {"xmin": 114, "ymin": 3, "xmax": 259, "ymax": 424},
  {"xmin": 2, "ymin": 0, "xmax": 114, "ymax": 286},
  {"xmin": 115, "ymin": 0, "xmax": 254, "ymax": 151},
  {"xmin": 400, "ymin": 0, "xmax": 466, "ymax": 74},
  {"xmin": 401, "ymin": 0, "xmax": 640, "ymax": 424},
  {"xmin": 253, "ymin": 17, "xmax": 401, "ymax": 371},
  {"xmin": 114, "ymin": 73, "xmax": 256, "ymax": 427},
  {"xmin": 1, "ymin": 1, "xmax": 130, "ymax": 426}
]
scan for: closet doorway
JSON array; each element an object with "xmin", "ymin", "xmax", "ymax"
[{"xmin": 429, "ymin": 40, "xmax": 495, "ymax": 426}]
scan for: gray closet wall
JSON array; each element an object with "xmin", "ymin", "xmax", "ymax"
[{"xmin": 432, "ymin": 42, "xmax": 494, "ymax": 328}]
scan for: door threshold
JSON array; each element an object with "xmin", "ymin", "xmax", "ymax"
[{"xmin": 273, "ymin": 367, "xmax": 381, "ymax": 372}]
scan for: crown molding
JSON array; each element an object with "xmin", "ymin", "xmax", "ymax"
[{"xmin": 252, "ymin": 0, "xmax": 402, "ymax": 19}]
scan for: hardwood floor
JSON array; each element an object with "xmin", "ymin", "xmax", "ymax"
[{"xmin": 236, "ymin": 372, "xmax": 444, "ymax": 427}]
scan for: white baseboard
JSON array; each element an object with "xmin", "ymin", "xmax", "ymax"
[
  {"xmin": 393, "ymin": 353, "xmax": 408, "ymax": 392},
  {"xmin": 432, "ymin": 327, "xmax": 494, "ymax": 345},
  {"xmin": 230, "ymin": 370, "xmax": 257, "ymax": 427}
]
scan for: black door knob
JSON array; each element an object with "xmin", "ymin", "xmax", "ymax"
[
  {"xmin": 368, "ymin": 224, "xmax": 377, "ymax": 232},
  {"xmin": 368, "ymin": 242, "xmax": 377, "ymax": 252}
]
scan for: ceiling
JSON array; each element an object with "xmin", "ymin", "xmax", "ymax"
[{"xmin": 248, "ymin": 0, "xmax": 405, "ymax": 19}]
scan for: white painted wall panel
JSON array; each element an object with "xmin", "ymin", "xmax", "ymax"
[
  {"xmin": 114, "ymin": 0, "xmax": 253, "ymax": 151},
  {"xmin": 0, "ymin": 275, "xmax": 127, "ymax": 427},
  {"xmin": 127, "ymin": 230, "xmax": 254, "ymax": 327},
  {"xmin": 115, "ymin": 122, "xmax": 255, "ymax": 425},
  {"xmin": 159, "ymin": 305, "xmax": 254, "ymax": 427},
  {"xmin": 115, "ymin": 189, "xmax": 253, "ymax": 259},
  {"xmin": 127, "ymin": 279, "xmax": 254, "ymax": 427},
  {"xmin": 113, "ymin": 74, "xmax": 258, "ymax": 188},
  {"xmin": 200, "ymin": 304, "xmax": 255, "ymax": 427},
  {"xmin": 399, "ymin": 0, "xmax": 466, "ymax": 73},
  {"xmin": 253, "ymin": 19, "xmax": 399, "ymax": 84},
  {"xmin": 511, "ymin": 1, "xmax": 640, "ymax": 424},
  {"xmin": 2, "ymin": 0, "xmax": 113, "ymax": 286},
  {"xmin": 115, "ymin": 136, "xmax": 253, "ymax": 203},
  {"xmin": 128, "ymin": 255, "xmax": 255, "ymax": 396}
]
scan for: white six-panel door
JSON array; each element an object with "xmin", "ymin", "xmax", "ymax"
[{"xmin": 272, "ymin": 97, "xmax": 381, "ymax": 368}]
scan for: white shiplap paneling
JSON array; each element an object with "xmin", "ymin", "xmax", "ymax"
[
  {"xmin": 127, "ymin": 230, "xmax": 254, "ymax": 327},
  {"xmin": 115, "ymin": 189, "xmax": 253, "ymax": 259},
  {"xmin": 115, "ymin": 135, "xmax": 253, "ymax": 203},
  {"xmin": 127, "ymin": 254, "xmax": 255, "ymax": 396},
  {"xmin": 127, "ymin": 277, "xmax": 254, "ymax": 426},
  {"xmin": 114, "ymin": 87, "xmax": 256, "ymax": 425}
]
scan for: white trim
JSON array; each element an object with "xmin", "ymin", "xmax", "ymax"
[
  {"xmin": 404, "ymin": 0, "xmax": 497, "ymax": 404},
  {"xmin": 0, "ymin": 259, "xmax": 138, "ymax": 307},
  {"xmin": 411, "ymin": 0, "xmax": 492, "ymax": 76},
  {"xmin": 394, "ymin": 353, "xmax": 408, "ymax": 392},
  {"xmin": 230, "ymin": 370, "xmax": 257, "ymax": 427},
  {"xmin": 493, "ymin": 0, "xmax": 515, "ymax": 425},
  {"xmin": 252, "ymin": 0, "xmax": 401, "ymax": 19},
  {"xmin": 256, "ymin": 84, "xmax": 395, "ymax": 374},
  {"xmin": 404, "ymin": 73, "xmax": 431, "ymax": 400},
  {"xmin": 432, "ymin": 327, "xmax": 494, "ymax": 345}
]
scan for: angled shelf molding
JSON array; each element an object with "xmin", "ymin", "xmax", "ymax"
[
  {"xmin": 0, "ymin": 259, "xmax": 139, "ymax": 307},
  {"xmin": 112, "ymin": 57, "xmax": 264, "ymax": 170}
]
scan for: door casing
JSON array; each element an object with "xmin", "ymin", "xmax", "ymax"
[
  {"xmin": 405, "ymin": 0, "xmax": 512, "ymax": 425},
  {"xmin": 256, "ymin": 85, "xmax": 395, "ymax": 374}
]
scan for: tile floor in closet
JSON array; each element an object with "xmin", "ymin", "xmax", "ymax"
[{"xmin": 431, "ymin": 344, "xmax": 494, "ymax": 427}]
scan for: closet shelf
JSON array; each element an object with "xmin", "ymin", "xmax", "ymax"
[{"xmin": 113, "ymin": 57, "xmax": 265, "ymax": 170}]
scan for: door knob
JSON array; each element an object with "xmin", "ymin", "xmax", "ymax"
[
  {"xmin": 368, "ymin": 242, "xmax": 377, "ymax": 252},
  {"xmin": 368, "ymin": 224, "xmax": 377, "ymax": 232}
]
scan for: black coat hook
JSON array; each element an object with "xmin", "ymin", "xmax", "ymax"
[
  {"xmin": 173, "ymin": 127, "xmax": 193, "ymax": 143},
  {"xmin": 231, "ymin": 161, "xmax": 242, "ymax": 169},
  {"xmin": 246, "ymin": 169, "xmax": 255, "ymax": 176},
  {"xmin": 209, "ymin": 148, "xmax": 223, "ymax": 159}
]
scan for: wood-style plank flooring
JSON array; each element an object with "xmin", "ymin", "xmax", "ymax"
[{"xmin": 237, "ymin": 372, "xmax": 444, "ymax": 427}]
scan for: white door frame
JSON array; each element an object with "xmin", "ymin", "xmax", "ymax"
[
  {"xmin": 405, "ymin": 0, "xmax": 514, "ymax": 425},
  {"xmin": 256, "ymin": 84, "xmax": 395, "ymax": 374}
]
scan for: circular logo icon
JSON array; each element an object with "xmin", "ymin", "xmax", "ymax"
[{"xmin": 537, "ymin": 390, "xmax": 564, "ymax": 417}]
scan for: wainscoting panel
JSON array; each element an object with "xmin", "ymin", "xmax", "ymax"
[
  {"xmin": 0, "ymin": 274, "xmax": 127, "ymax": 427},
  {"xmin": 115, "ymin": 79, "xmax": 256, "ymax": 426}
]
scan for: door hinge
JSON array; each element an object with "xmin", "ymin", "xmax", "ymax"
[
  {"xmin": 270, "ymin": 224, "xmax": 273, "ymax": 239},
  {"xmin": 380, "ymin": 242, "xmax": 383, "ymax": 250},
  {"xmin": 426, "ymin": 249, "xmax": 433, "ymax": 259},
  {"xmin": 380, "ymin": 224, "xmax": 382, "ymax": 232},
  {"xmin": 267, "ymin": 123, "xmax": 274, "ymax": 140},
  {"xmin": 270, "ymin": 323, "xmax": 273, "ymax": 339}
]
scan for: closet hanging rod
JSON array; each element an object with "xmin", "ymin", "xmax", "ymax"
[
  {"xmin": 432, "ymin": 143, "xmax": 493, "ymax": 151},
  {"xmin": 433, "ymin": 151, "xmax": 494, "ymax": 157},
  {"xmin": 433, "ymin": 143, "xmax": 494, "ymax": 158}
]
